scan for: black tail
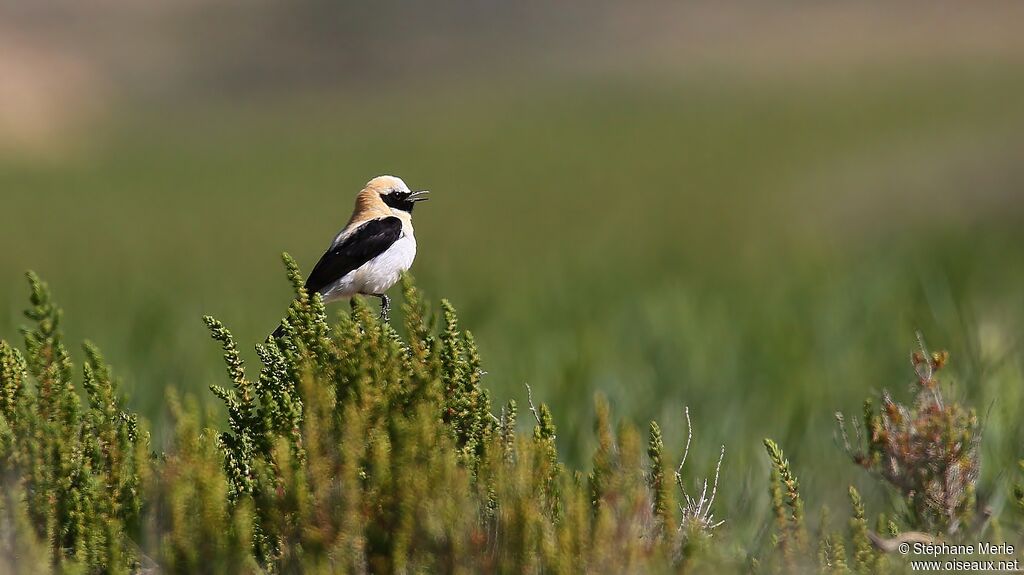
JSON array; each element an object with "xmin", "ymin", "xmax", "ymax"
[{"xmin": 271, "ymin": 323, "xmax": 285, "ymax": 340}]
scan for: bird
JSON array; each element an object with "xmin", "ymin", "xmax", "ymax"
[{"xmin": 273, "ymin": 175, "xmax": 429, "ymax": 338}]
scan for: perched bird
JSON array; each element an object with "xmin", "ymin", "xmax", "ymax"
[{"xmin": 274, "ymin": 175, "xmax": 428, "ymax": 337}]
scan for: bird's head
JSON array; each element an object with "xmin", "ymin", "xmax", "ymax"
[{"xmin": 365, "ymin": 175, "xmax": 430, "ymax": 214}]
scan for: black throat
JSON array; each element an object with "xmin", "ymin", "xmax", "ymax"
[{"xmin": 382, "ymin": 193, "xmax": 415, "ymax": 213}]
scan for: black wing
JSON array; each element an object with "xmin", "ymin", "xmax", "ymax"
[{"xmin": 304, "ymin": 216, "xmax": 403, "ymax": 296}]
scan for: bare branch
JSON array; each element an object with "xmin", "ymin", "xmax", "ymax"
[
  {"xmin": 706, "ymin": 444, "xmax": 725, "ymax": 514},
  {"xmin": 524, "ymin": 382, "xmax": 542, "ymax": 426},
  {"xmin": 675, "ymin": 406, "xmax": 692, "ymax": 482}
]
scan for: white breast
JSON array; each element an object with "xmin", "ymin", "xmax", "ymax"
[
  {"xmin": 320, "ymin": 228, "xmax": 417, "ymax": 302},
  {"xmin": 355, "ymin": 232, "xmax": 417, "ymax": 295}
]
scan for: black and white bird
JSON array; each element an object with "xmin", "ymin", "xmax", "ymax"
[{"xmin": 274, "ymin": 175, "xmax": 428, "ymax": 336}]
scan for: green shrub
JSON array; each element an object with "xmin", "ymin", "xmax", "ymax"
[
  {"xmin": 0, "ymin": 273, "xmax": 144, "ymax": 574},
  {"xmin": 0, "ymin": 260, "xmax": 734, "ymax": 574},
  {"xmin": 1, "ymin": 263, "xmax": 1019, "ymax": 574},
  {"xmin": 1016, "ymin": 461, "xmax": 1024, "ymax": 515}
]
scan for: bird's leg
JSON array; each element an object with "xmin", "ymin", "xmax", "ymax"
[{"xmin": 376, "ymin": 294, "xmax": 391, "ymax": 322}]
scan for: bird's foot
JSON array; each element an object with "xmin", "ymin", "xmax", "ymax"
[{"xmin": 377, "ymin": 294, "xmax": 391, "ymax": 322}]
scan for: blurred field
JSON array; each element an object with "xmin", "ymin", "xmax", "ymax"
[{"xmin": 3, "ymin": 3, "xmax": 1024, "ymax": 546}]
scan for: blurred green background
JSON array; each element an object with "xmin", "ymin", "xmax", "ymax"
[{"xmin": 2, "ymin": 1, "xmax": 1024, "ymax": 543}]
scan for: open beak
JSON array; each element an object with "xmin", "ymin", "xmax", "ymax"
[{"xmin": 409, "ymin": 190, "xmax": 430, "ymax": 202}]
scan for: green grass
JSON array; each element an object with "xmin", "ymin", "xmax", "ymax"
[{"xmin": 3, "ymin": 62, "xmax": 1024, "ymax": 548}]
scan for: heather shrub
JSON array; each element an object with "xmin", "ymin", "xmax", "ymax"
[
  {"xmin": 836, "ymin": 335, "xmax": 981, "ymax": 535},
  {"xmin": 755, "ymin": 337, "xmax": 999, "ymax": 574}
]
